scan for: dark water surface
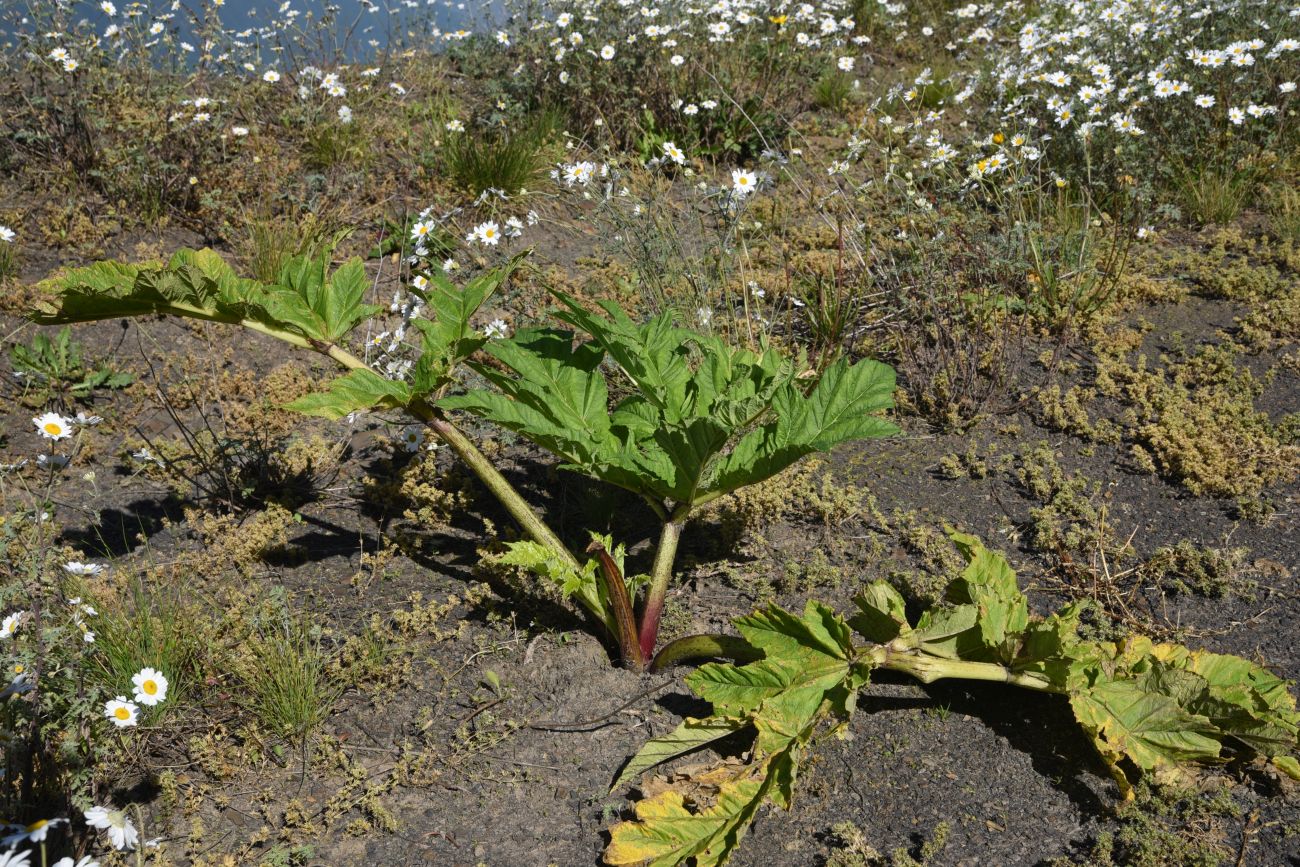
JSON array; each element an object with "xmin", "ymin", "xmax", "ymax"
[{"xmin": 4, "ymin": 0, "xmax": 497, "ymax": 60}]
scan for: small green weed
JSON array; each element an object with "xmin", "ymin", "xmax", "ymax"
[
  {"xmin": 93, "ymin": 580, "xmax": 206, "ymax": 720},
  {"xmin": 813, "ymin": 71, "xmax": 853, "ymax": 113},
  {"xmin": 9, "ymin": 326, "xmax": 133, "ymax": 407},
  {"xmin": 243, "ymin": 213, "xmax": 348, "ymax": 285},
  {"xmin": 1266, "ymin": 182, "xmax": 1300, "ymax": 243},
  {"xmin": 1176, "ymin": 164, "xmax": 1257, "ymax": 225}
]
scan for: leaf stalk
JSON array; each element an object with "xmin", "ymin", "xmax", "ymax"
[
  {"xmin": 639, "ymin": 513, "xmax": 687, "ymax": 661},
  {"xmin": 589, "ymin": 540, "xmax": 647, "ymax": 671},
  {"xmin": 873, "ymin": 645, "xmax": 1060, "ymax": 692}
]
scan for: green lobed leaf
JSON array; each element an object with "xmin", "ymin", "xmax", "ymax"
[
  {"xmin": 944, "ymin": 531, "xmax": 1029, "ymax": 661},
  {"xmin": 34, "ymin": 249, "xmax": 281, "ymax": 337},
  {"xmin": 282, "ymin": 368, "xmax": 411, "ymax": 420},
  {"xmin": 689, "ymin": 601, "xmax": 864, "ymax": 762},
  {"xmin": 32, "ymin": 260, "xmax": 158, "ymax": 324},
  {"xmin": 447, "ymin": 292, "xmax": 898, "ymax": 510},
  {"xmin": 1274, "ymin": 755, "xmax": 1300, "ymax": 780},
  {"xmin": 704, "ymin": 356, "xmax": 898, "ymax": 503}
]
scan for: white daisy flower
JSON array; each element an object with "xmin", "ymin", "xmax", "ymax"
[
  {"xmin": 83, "ymin": 806, "xmax": 139, "ymax": 850},
  {"xmin": 0, "ymin": 611, "xmax": 23, "ymax": 638},
  {"xmin": 400, "ymin": 427, "xmax": 424, "ymax": 452},
  {"xmin": 53, "ymin": 857, "xmax": 101, "ymax": 867},
  {"xmin": 731, "ymin": 169, "xmax": 758, "ymax": 197},
  {"xmin": 33, "ymin": 411, "xmax": 73, "ymax": 440},
  {"xmin": 3, "ymin": 817, "xmax": 69, "ymax": 847},
  {"xmin": 131, "ymin": 667, "xmax": 168, "ymax": 706},
  {"xmin": 467, "ymin": 221, "xmax": 501, "ymax": 246},
  {"xmin": 104, "ymin": 696, "xmax": 139, "ymax": 728},
  {"xmin": 0, "ymin": 849, "xmax": 32, "ymax": 867}
]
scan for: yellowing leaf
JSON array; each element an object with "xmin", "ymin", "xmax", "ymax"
[
  {"xmin": 1069, "ymin": 677, "xmax": 1222, "ymax": 783},
  {"xmin": 605, "ymin": 765, "xmax": 769, "ymax": 867}
]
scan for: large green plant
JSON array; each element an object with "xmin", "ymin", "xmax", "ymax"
[
  {"xmin": 442, "ymin": 294, "xmax": 898, "ymax": 666},
  {"xmin": 606, "ymin": 533, "xmax": 1300, "ymax": 866},
  {"xmin": 32, "ymin": 248, "xmax": 898, "ymax": 668}
]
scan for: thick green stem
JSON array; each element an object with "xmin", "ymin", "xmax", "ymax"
[
  {"xmin": 638, "ymin": 513, "xmax": 686, "ymax": 661},
  {"xmin": 417, "ymin": 403, "xmax": 582, "ymax": 572},
  {"xmin": 874, "ymin": 645, "xmax": 1060, "ymax": 693}
]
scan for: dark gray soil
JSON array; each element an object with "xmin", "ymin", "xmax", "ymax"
[{"xmin": 3, "ymin": 253, "xmax": 1298, "ymax": 867}]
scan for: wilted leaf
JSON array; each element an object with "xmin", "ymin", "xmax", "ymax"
[
  {"xmin": 611, "ymin": 718, "xmax": 748, "ymax": 792},
  {"xmin": 604, "ymin": 766, "xmax": 769, "ymax": 867},
  {"xmin": 850, "ymin": 581, "xmax": 913, "ymax": 643}
]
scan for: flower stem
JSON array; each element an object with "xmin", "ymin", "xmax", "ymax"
[
  {"xmin": 638, "ymin": 513, "xmax": 686, "ymax": 661},
  {"xmin": 414, "ymin": 400, "xmax": 582, "ymax": 571}
]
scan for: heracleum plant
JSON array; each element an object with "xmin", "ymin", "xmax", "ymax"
[{"xmin": 33, "ymin": 246, "xmax": 898, "ymax": 669}]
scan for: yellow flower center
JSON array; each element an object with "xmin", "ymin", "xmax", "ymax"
[
  {"xmin": 43, "ymin": 423, "xmax": 62, "ymax": 436},
  {"xmin": 13, "ymin": 664, "xmax": 23, "ymax": 674},
  {"xmin": 27, "ymin": 820, "xmax": 47, "ymax": 832},
  {"xmin": 114, "ymin": 706, "xmax": 130, "ymax": 720},
  {"xmin": 143, "ymin": 680, "xmax": 158, "ymax": 695}
]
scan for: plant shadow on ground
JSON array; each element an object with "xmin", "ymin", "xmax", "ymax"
[
  {"xmin": 863, "ymin": 675, "xmax": 1110, "ymax": 816},
  {"xmin": 58, "ymin": 497, "xmax": 186, "ymax": 557}
]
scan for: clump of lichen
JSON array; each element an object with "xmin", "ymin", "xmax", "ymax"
[
  {"xmin": 937, "ymin": 444, "xmax": 991, "ymax": 479},
  {"xmin": 1055, "ymin": 780, "xmax": 1240, "ymax": 867},
  {"xmin": 1095, "ymin": 344, "xmax": 1299, "ymax": 498},
  {"xmin": 360, "ymin": 446, "xmax": 472, "ymax": 544},
  {"xmin": 1016, "ymin": 442, "xmax": 1116, "ymax": 557},
  {"xmin": 826, "ymin": 819, "xmax": 950, "ymax": 867},
  {"xmin": 702, "ymin": 457, "xmax": 875, "ymax": 554},
  {"xmin": 1234, "ymin": 277, "xmax": 1300, "ymax": 352},
  {"xmin": 1139, "ymin": 540, "xmax": 1252, "ymax": 598},
  {"xmin": 184, "ymin": 503, "xmax": 302, "ymax": 576},
  {"xmin": 1146, "ymin": 227, "xmax": 1296, "ymax": 302}
]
